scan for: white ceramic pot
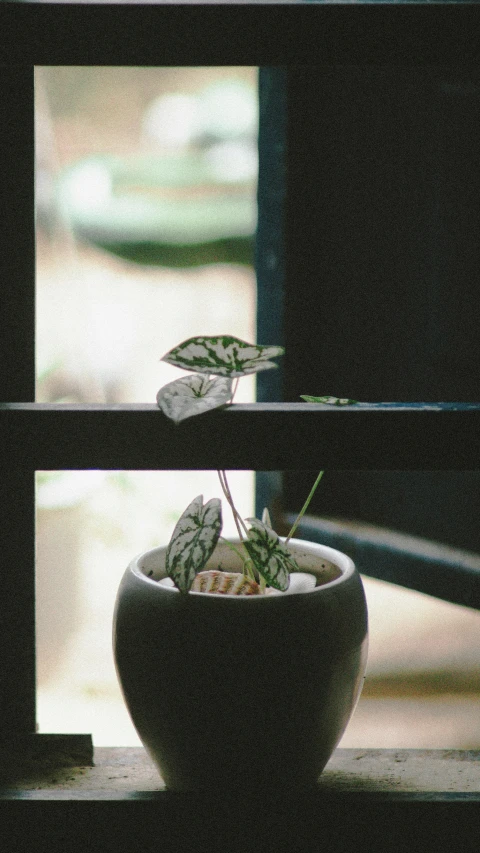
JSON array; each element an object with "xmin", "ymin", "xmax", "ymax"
[{"xmin": 113, "ymin": 538, "xmax": 368, "ymax": 792}]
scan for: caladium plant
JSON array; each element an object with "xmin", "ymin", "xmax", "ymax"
[
  {"xmin": 243, "ymin": 518, "xmax": 299, "ymax": 591},
  {"xmin": 161, "ymin": 334, "xmax": 284, "ymax": 379},
  {"xmin": 157, "ymin": 335, "xmax": 284, "ymax": 424},
  {"xmin": 166, "ymin": 495, "xmax": 223, "ymax": 593},
  {"xmin": 156, "ymin": 335, "xmax": 327, "ymax": 594},
  {"xmin": 156, "ymin": 374, "xmax": 233, "ymax": 425}
]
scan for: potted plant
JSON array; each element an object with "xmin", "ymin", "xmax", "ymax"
[{"xmin": 113, "ymin": 336, "xmax": 368, "ymax": 791}]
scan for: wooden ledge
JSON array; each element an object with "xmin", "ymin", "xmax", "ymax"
[
  {"xmin": 1, "ymin": 747, "xmax": 480, "ymax": 801},
  {"xmin": 2, "ymin": 749, "xmax": 480, "ymax": 852}
]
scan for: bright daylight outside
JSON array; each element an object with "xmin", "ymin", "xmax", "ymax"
[
  {"xmin": 35, "ymin": 66, "xmax": 480, "ymax": 750},
  {"xmin": 35, "ymin": 66, "xmax": 258, "ymax": 745}
]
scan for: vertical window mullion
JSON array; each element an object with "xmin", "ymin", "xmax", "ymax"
[
  {"xmin": 0, "ymin": 472, "xmax": 36, "ymax": 735},
  {"xmin": 0, "ymin": 64, "xmax": 35, "ymax": 402},
  {"xmin": 255, "ymin": 66, "xmax": 287, "ymax": 405},
  {"xmin": 0, "ymin": 65, "xmax": 36, "ymax": 735},
  {"xmin": 255, "ymin": 67, "xmax": 287, "ymax": 519}
]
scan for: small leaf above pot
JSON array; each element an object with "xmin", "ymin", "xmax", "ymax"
[
  {"xmin": 161, "ymin": 335, "xmax": 284, "ymax": 377},
  {"xmin": 156, "ymin": 373, "xmax": 233, "ymax": 423},
  {"xmin": 166, "ymin": 495, "xmax": 223, "ymax": 593},
  {"xmin": 244, "ymin": 518, "xmax": 299, "ymax": 592}
]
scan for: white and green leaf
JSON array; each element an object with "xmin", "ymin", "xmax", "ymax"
[
  {"xmin": 156, "ymin": 374, "xmax": 233, "ymax": 423},
  {"xmin": 166, "ymin": 495, "xmax": 223, "ymax": 593},
  {"xmin": 300, "ymin": 395, "xmax": 358, "ymax": 406},
  {"xmin": 161, "ymin": 335, "xmax": 284, "ymax": 378},
  {"xmin": 243, "ymin": 518, "xmax": 299, "ymax": 592},
  {"xmin": 261, "ymin": 507, "xmax": 272, "ymax": 528}
]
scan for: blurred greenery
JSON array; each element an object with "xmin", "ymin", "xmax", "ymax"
[{"xmin": 92, "ymin": 236, "xmax": 253, "ymax": 267}]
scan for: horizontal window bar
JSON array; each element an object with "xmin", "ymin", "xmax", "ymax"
[
  {"xmin": 1, "ymin": 5, "xmax": 480, "ymax": 65},
  {"xmin": 1, "ymin": 403, "xmax": 479, "ymax": 471}
]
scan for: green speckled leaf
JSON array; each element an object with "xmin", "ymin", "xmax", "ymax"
[
  {"xmin": 300, "ymin": 395, "xmax": 358, "ymax": 406},
  {"xmin": 244, "ymin": 518, "xmax": 299, "ymax": 591},
  {"xmin": 157, "ymin": 374, "xmax": 233, "ymax": 423},
  {"xmin": 161, "ymin": 335, "xmax": 284, "ymax": 378},
  {"xmin": 166, "ymin": 496, "xmax": 223, "ymax": 593},
  {"xmin": 261, "ymin": 507, "xmax": 272, "ymax": 528}
]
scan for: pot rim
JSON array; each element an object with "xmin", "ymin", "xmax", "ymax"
[{"xmin": 128, "ymin": 537, "xmax": 356, "ymax": 599}]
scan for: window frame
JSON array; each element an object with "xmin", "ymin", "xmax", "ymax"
[{"xmin": 1, "ymin": 0, "xmax": 480, "ymax": 760}]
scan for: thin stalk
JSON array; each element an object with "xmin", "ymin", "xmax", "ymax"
[
  {"xmin": 217, "ymin": 470, "xmax": 256, "ymax": 580},
  {"xmin": 219, "ymin": 536, "xmax": 256, "ymax": 582},
  {"xmin": 230, "ymin": 376, "xmax": 240, "ymax": 403},
  {"xmin": 219, "ymin": 536, "xmax": 248, "ymax": 563},
  {"xmin": 285, "ymin": 470, "xmax": 324, "ymax": 544},
  {"xmin": 217, "ymin": 470, "xmax": 249, "ymax": 539}
]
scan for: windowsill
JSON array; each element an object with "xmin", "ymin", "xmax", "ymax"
[
  {"xmin": 2, "ymin": 747, "xmax": 480, "ymax": 851},
  {"xmin": 1, "ymin": 747, "xmax": 479, "ymax": 801}
]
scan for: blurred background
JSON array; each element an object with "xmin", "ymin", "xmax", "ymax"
[{"xmin": 35, "ymin": 66, "xmax": 480, "ymax": 749}]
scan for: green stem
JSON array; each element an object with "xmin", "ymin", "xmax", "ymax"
[
  {"xmin": 285, "ymin": 470, "xmax": 324, "ymax": 544},
  {"xmin": 217, "ymin": 470, "xmax": 257, "ymax": 580},
  {"xmin": 219, "ymin": 536, "xmax": 256, "ymax": 582},
  {"xmin": 219, "ymin": 536, "xmax": 247, "ymax": 562},
  {"xmin": 217, "ymin": 470, "xmax": 249, "ymax": 539},
  {"xmin": 231, "ymin": 376, "xmax": 240, "ymax": 403}
]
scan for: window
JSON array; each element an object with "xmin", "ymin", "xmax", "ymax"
[
  {"xmin": 1, "ymin": 0, "xmax": 480, "ymax": 810},
  {"xmin": 33, "ymin": 64, "xmax": 258, "ymax": 742}
]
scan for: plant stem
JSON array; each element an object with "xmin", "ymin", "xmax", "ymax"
[
  {"xmin": 217, "ymin": 470, "xmax": 256, "ymax": 580},
  {"xmin": 285, "ymin": 470, "xmax": 324, "ymax": 544},
  {"xmin": 231, "ymin": 377, "xmax": 240, "ymax": 402},
  {"xmin": 219, "ymin": 536, "xmax": 256, "ymax": 582},
  {"xmin": 219, "ymin": 536, "xmax": 247, "ymax": 563},
  {"xmin": 217, "ymin": 470, "xmax": 249, "ymax": 540}
]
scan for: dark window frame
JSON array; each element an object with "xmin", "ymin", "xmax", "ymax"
[{"xmin": 1, "ymin": 0, "xmax": 480, "ymax": 760}]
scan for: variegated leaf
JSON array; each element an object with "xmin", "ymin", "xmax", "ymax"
[
  {"xmin": 166, "ymin": 495, "xmax": 223, "ymax": 593},
  {"xmin": 161, "ymin": 335, "xmax": 284, "ymax": 378},
  {"xmin": 300, "ymin": 395, "xmax": 358, "ymax": 406},
  {"xmin": 261, "ymin": 507, "xmax": 272, "ymax": 528},
  {"xmin": 156, "ymin": 374, "xmax": 233, "ymax": 423},
  {"xmin": 243, "ymin": 518, "xmax": 299, "ymax": 592}
]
